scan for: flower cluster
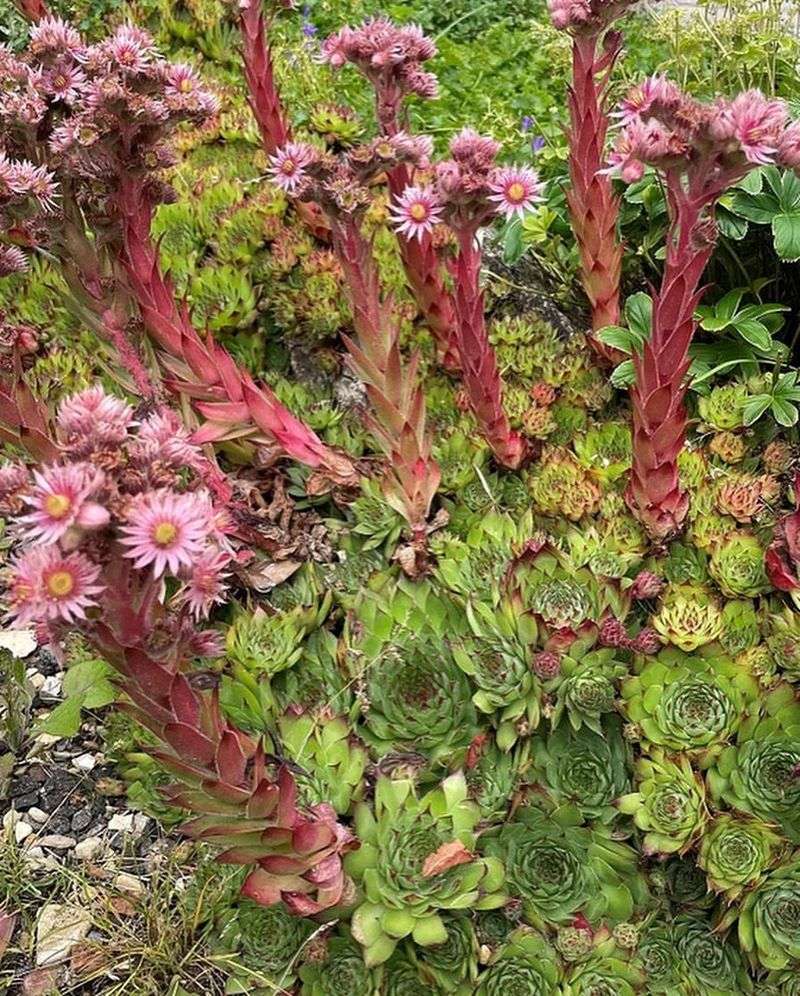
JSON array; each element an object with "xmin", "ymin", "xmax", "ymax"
[
  {"xmin": 548, "ymin": 0, "xmax": 639, "ymax": 33},
  {"xmin": 321, "ymin": 18, "xmax": 438, "ymax": 101},
  {"xmin": 0, "ymin": 151, "xmax": 57, "ymax": 276},
  {"xmin": 390, "ymin": 129, "xmax": 542, "ymax": 241},
  {"xmin": 1, "ymin": 18, "xmax": 218, "ymax": 189},
  {"xmin": 608, "ymin": 80, "xmax": 797, "ymax": 184},
  {"xmin": 270, "ymin": 132, "xmax": 432, "ymax": 215},
  {"xmin": 2, "ymin": 387, "xmax": 232, "ymax": 638}
]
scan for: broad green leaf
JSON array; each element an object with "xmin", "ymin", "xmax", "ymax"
[
  {"xmin": 734, "ymin": 319, "xmax": 772, "ymax": 351},
  {"xmin": 771, "ymin": 397, "xmax": 800, "ymax": 427},
  {"xmin": 731, "ymin": 189, "xmax": 780, "ymax": 224},
  {"xmin": 713, "ymin": 288, "xmax": 746, "ymax": 321},
  {"xmin": 62, "ymin": 657, "xmax": 116, "ymax": 709},
  {"xmin": 37, "ymin": 695, "xmax": 85, "ymax": 738},
  {"xmin": 778, "ymin": 168, "xmax": 800, "ymax": 211},
  {"xmin": 772, "ymin": 213, "xmax": 800, "ymax": 261},
  {"xmin": 717, "ymin": 208, "xmax": 749, "ymax": 240},
  {"xmin": 597, "ymin": 325, "xmax": 638, "ymax": 354},
  {"xmin": 742, "ymin": 395, "xmax": 772, "ymax": 426},
  {"xmin": 624, "ymin": 292, "xmax": 652, "ymax": 340},
  {"xmin": 610, "ymin": 359, "xmax": 635, "ymax": 388}
]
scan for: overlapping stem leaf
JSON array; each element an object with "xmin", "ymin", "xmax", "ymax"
[
  {"xmin": 114, "ymin": 173, "xmax": 356, "ymax": 486},
  {"xmin": 566, "ymin": 31, "xmax": 625, "ymax": 364}
]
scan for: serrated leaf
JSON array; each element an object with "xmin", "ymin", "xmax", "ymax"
[
  {"xmin": 771, "ymin": 397, "xmax": 800, "ymax": 427},
  {"xmin": 624, "ymin": 292, "xmax": 652, "ymax": 340},
  {"xmin": 610, "ymin": 359, "xmax": 636, "ymax": 388},
  {"xmin": 772, "ymin": 212, "xmax": 800, "ymax": 261},
  {"xmin": 731, "ymin": 189, "xmax": 780, "ymax": 224},
  {"xmin": 742, "ymin": 395, "xmax": 772, "ymax": 426},
  {"xmin": 734, "ymin": 319, "xmax": 772, "ymax": 351},
  {"xmin": 596, "ymin": 325, "xmax": 638, "ymax": 354}
]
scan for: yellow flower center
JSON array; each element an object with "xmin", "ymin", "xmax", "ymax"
[
  {"xmin": 46, "ymin": 570, "xmax": 75, "ymax": 598},
  {"xmin": 178, "ymin": 78, "xmax": 194, "ymax": 93},
  {"xmin": 409, "ymin": 202, "xmax": 428, "ymax": 221},
  {"xmin": 507, "ymin": 181, "xmax": 526, "ymax": 203},
  {"xmin": 153, "ymin": 521, "xmax": 178, "ymax": 546},
  {"xmin": 281, "ymin": 160, "xmax": 297, "ymax": 175},
  {"xmin": 44, "ymin": 494, "xmax": 72, "ymax": 519}
]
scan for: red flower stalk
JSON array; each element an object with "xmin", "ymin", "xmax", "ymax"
[
  {"xmin": 238, "ymin": 0, "xmax": 329, "ymax": 240},
  {"xmin": 271, "ymin": 136, "xmax": 441, "ymax": 534},
  {"xmin": 610, "ymin": 79, "xmax": 800, "ymax": 539},
  {"xmin": 548, "ymin": 0, "xmax": 643, "ymax": 364},
  {"xmin": 98, "ymin": 626, "xmax": 357, "ymax": 915},
  {"xmin": 322, "ymin": 18, "xmax": 460, "ymax": 370},
  {"xmin": 114, "ymin": 174, "xmax": 355, "ymax": 485},
  {"xmin": 11, "ymin": 0, "xmax": 48, "ymax": 20},
  {"xmin": 449, "ymin": 227, "xmax": 527, "ymax": 468},
  {"xmin": 393, "ymin": 129, "xmax": 541, "ymax": 468}
]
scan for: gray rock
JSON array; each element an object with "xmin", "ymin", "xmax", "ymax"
[
  {"xmin": 36, "ymin": 904, "xmax": 92, "ymax": 966},
  {"xmin": 37, "ymin": 834, "xmax": 76, "ymax": 851}
]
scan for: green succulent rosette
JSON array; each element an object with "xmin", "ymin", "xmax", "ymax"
[
  {"xmin": 763, "ymin": 970, "xmax": 800, "ymax": 995},
  {"xmin": 736, "ymin": 859, "xmax": 800, "ymax": 970},
  {"xmin": 661, "ymin": 856, "xmax": 714, "ymax": 909},
  {"xmin": 709, "ymin": 532, "xmax": 771, "ymax": 597},
  {"xmin": 636, "ymin": 925, "xmax": 681, "ymax": 993},
  {"xmin": 551, "ymin": 641, "xmax": 628, "ymax": 734},
  {"xmin": 219, "ymin": 900, "xmax": 314, "ymax": 995},
  {"xmin": 674, "ymin": 914, "xmax": 752, "ymax": 995},
  {"xmin": 509, "ymin": 540, "xmax": 627, "ymax": 644},
  {"xmin": 278, "ymin": 710, "xmax": 367, "ymax": 814},
  {"xmin": 473, "ymin": 908, "xmax": 517, "ymax": 954},
  {"xmin": 561, "ymin": 953, "xmax": 645, "ymax": 996},
  {"xmin": 474, "ymin": 929, "xmax": 560, "ymax": 996},
  {"xmin": 617, "ymin": 749, "xmax": 707, "ymax": 855},
  {"xmin": 433, "ymin": 511, "xmax": 540, "ymax": 601},
  {"xmin": 411, "ymin": 913, "xmax": 478, "ymax": 992},
  {"xmin": 298, "ymin": 934, "xmax": 376, "ymax": 996},
  {"xmin": 271, "ymin": 628, "xmax": 355, "ymax": 717},
  {"xmin": 383, "ymin": 951, "xmax": 444, "ymax": 995},
  {"xmin": 531, "ymin": 716, "xmax": 631, "ymax": 824},
  {"xmin": 707, "ymin": 683, "xmax": 800, "ymax": 841},
  {"xmin": 465, "ymin": 738, "xmax": 528, "ymax": 823},
  {"xmin": 621, "ymin": 646, "xmax": 758, "ymax": 756},
  {"xmin": 452, "ymin": 598, "xmax": 541, "ymax": 750},
  {"xmin": 346, "ymin": 774, "xmax": 506, "ymax": 966},
  {"xmin": 483, "ymin": 804, "xmax": 649, "ymax": 929},
  {"xmin": 651, "ymin": 583, "xmax": 723, "ymax": 650},
  {"xmin": 766, "ymin": 604, "xmax": 800, "ymax": 681},
  {"xmin": 698, "ymin": 814, "xmax": 785, "ymax": 901},
  {"xmin": 720, "ymin": 599, "xmax": 761, "ymax": 656},
  {"xmin": 353, "ymin": 575, "xmax": 478, "ymax": 763}
]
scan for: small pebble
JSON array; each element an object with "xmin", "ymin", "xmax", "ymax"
[
  {"xmin": 113, "ymin": 873, "xmax": 145, "ymax": 897},
  {"xmin": 27, "ymin": 808, "xmax": 49, "ymax": 825},
  {"xmin": 37, "ymin": 834, "xmax": 77, "ymax": 851},
  {"xmin": 72, "ymin": 753, "xmax": 96, "ymax": 772},
  {"xmin": 15, "ymin": 821, "xmax": 34, "ymax": 844},
  {"xmin": 74, "ymin": 837, "xmax": 105, "ymax": 862},
  {"xmin": 28, "ymin": 672, "xmax": 45, "ymax": 691},
  {"xmin": 40, "ymin": 675, "xmax": 62, "ymax": 698},
  {"xmin": 107, "ymin": 813, "xmax": 134, "ymax": 833},
  {"xmin": 2, "ymin": 809, "xmax": 20, "ymax": 832}
]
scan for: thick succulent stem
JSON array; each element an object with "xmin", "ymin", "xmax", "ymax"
[
  {"xmin": 450, "ymin": 227, "xmax": 527, "ymax": 469},
  {"xmin": 377, "ymin": 86, "xmax": 461, "ymax": 373},
  {"xmin": 565, "ymin": 31, "xmax": 625, "ymax": 364},
  {"xmin": 388, "ymin": 164, "xmax": 461, "ymax": 372},
  {"xmin": 238, "ymin": 0, "xmax": 330, "ymax": 240},
  {"xmin": 89, "ymin": 583, "xmax": 356, "ymax": 916},
  {"xmin": 330, "ymin": 214, "xmax": 440, "ymax": 531},
  {"xmin": 627, "ymin": 181, "xmax": 713, "ymax": 540},
  {"xmin": 58, "ymin": 190, "xmax": 157, "ymax": 401},
  {"xmin": 113, "ymin": 173, "xmax": 356, "ymax": 486}
]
